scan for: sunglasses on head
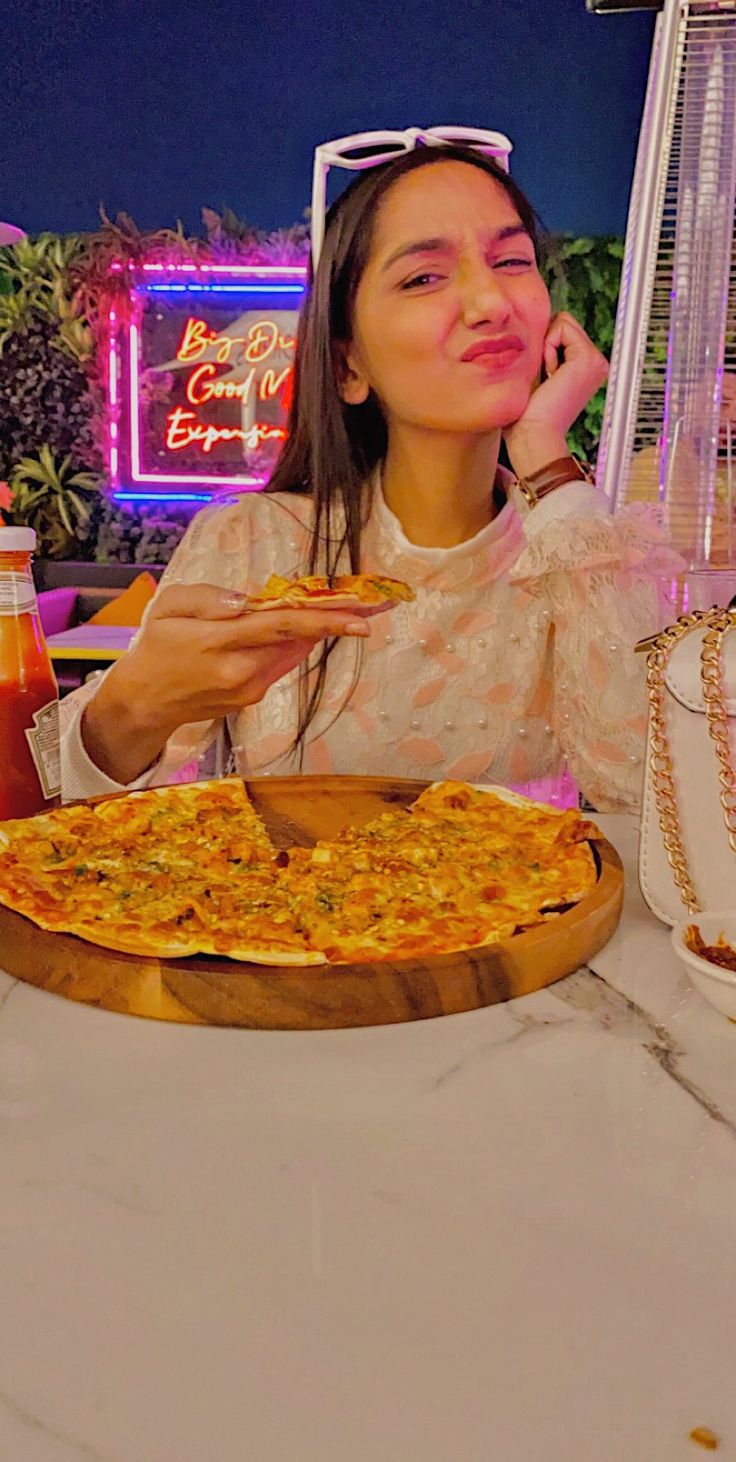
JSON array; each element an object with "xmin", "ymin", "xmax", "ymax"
[{"xmin": 310, "ymin": 126, "xmax": 514, "ymax": 270}]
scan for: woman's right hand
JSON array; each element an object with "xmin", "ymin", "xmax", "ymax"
[{"xmin": 80, "ymin": 582, "xmax": 370, "ymax": 784}]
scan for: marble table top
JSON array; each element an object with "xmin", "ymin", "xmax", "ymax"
[{"xmin": 1, "ymin": 814, "xmax": 734, "ymax": 1462}]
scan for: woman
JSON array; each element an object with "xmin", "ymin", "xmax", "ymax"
[{"xmin": 61, "ymin": 140, "xmax": 681, "ymax": 811}]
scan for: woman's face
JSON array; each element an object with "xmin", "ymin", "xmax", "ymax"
[{"xmin": 342, "ymin": 161, "xmax": 551, "ymax": 435}]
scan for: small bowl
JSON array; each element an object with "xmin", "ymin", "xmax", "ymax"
[{"xmin": 671, "ymin": 912, "xmax": 736, "ymax": 1022}]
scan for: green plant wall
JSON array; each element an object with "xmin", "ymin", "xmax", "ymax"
[{"xmin": 541, "ymin": 233, "xmax": 624, "ymax": 463}]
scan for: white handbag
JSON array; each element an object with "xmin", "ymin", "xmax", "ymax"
[{"xmin": 638, "ymin": 607, "xmax": 736, "ymax": 924}]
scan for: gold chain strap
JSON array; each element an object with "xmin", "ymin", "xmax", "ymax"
[
  {"xmin": 645, "ymin": 608, "xmax": 736, "ymax": 914},
  {"xmin": 701, "ymin": 610, "xmax": 736, "ymax": 856}
]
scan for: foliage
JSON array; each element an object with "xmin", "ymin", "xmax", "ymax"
[
  {"xmin": 0, "ymin": 234, "xmax": 102, "ymax": 484},
  {"xmin": 94, "ymin": 500, "xmax": 192, "ymax": 564},
  {"xmin": 541, "ymin": 234, "xmax": 624, "ymax": 463},
  {"xmin": 0, "ymin": 234, "xmax": 93, "ymax": 362},
  {"xmin": 71, "ymin": 205, "xmax": 310, "ymax": 338},
  {"xmin": 202, "ymin": 206, "xmax": 311, "ymax": 263},
  {"xmin": 70, "ymin": 209, "xmax": 202, "ymax": 337},
  {"xmin": 0, "ymin": 317, "xmax": 103, "ymax": 483},
  {"xmin": 8, "ymin": 446, "xmax": 103, "ymax": 559}
]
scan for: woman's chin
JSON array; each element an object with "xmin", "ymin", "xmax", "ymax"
[
  {"xmin": 467, "ymin": 378, "xmax": 534, "ymax": 430},
  {"xmin": 402, "ymin": 381, "xmax": 536, "ymax": 434}
]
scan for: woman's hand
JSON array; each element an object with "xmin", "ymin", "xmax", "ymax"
[
  {"xmin": 503, "ymin": 313, "xmax": 609, "ymax": 480},
  {"xmin": 81, "ymin": 582, "xmax": 370, "ymax": 784}
]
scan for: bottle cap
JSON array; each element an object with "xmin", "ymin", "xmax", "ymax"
[{"xmin": 0, "ymin": 526, "xmax": 36, "ymax": 551}]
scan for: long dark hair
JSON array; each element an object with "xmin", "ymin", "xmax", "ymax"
[{"xmin": 267, "ymin": 144, "xmax": 542, "ymax": 757}]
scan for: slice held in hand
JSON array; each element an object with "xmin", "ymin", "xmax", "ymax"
[{"xmin": 246, "ymin": 572, "xmax": 416, "ymax": 616}]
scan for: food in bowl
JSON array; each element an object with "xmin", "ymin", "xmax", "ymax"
[
  {"xmin": 684, "ymin": 924, "xmax": 736, "ymax": 972},
  {"xmin": 671, "ymin": 912, "xmax": 736, "ymax": 1022}
]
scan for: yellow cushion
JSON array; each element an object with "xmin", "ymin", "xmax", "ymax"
[{"xmin": 87, "ymin": 571, "xmax": 158, "ymax": 627}]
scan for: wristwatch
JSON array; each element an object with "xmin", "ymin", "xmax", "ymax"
[{"xmin": 516, "ymin": 453, "xmax": 595, "ymax": 508}]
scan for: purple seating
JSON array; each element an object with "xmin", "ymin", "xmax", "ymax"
[{"xmin": 37, "ymin": 587, "xmax": 79, "ymax": 637}]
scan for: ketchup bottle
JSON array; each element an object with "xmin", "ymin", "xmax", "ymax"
[{"xmin": 0, "ymin": 526, "xmax": 61, "ymax": 819}]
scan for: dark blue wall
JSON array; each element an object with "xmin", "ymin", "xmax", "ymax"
[{"xmin": 1, "ymin": 0, "xmax": 655, "ymax": 237}]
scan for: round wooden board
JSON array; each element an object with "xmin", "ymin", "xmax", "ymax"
[{"xmin": 0, "ymin": 775, "xmax": 624, "ymax": 1030}]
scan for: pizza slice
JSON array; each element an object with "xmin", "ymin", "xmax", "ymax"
[
  {"xmin": 0, "ymin": 777, "xmax": 323, "ymax": 964},
  {"xmin": 278, "ymin": 848, "xmax": 523, "ymax": 963},
  {"xmin": 193, "ymin": 867, "xmax": 326, "ymax": 965},
  {"xmin": 247, "ymin": 572, "xmax": 415, "ymax": 616},
  {"xmin": 411, "ymin": 780, "xmax": 601, "ymax": 848},
  {"xmin": 297, "ymin": 785, "xmax": 598, "ymax": 901},
  {"xmin": 409, "ymin": 782, "xmax": 600, "ymax": 905},
  {"xmin": 281, "ymin": 780, "xmax": 600, "ymax": 959}
]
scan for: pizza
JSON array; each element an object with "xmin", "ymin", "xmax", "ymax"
[
  {"xmin": 276, "ymin": 783, "xmax": 599, "ymax": 963},
  {"xmin": 247, "ymin": 572, "xmax": 415, "ymax": 615},
  {"xmin": 0, "ymin": 779, "xmax": 323, "ymax": 964},
  {"xmin": 0, "ymin": 778, "xmax": 601, "ymax": 966}
]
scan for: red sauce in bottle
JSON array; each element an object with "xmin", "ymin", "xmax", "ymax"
[{"xmin": 0, "ymin": 528, "xmax": 61, "ymax": 820}]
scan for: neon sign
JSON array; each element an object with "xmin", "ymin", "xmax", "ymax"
[
  {"xmin": 164, "ymin": 410, "xmax": 287, "ymax": 455},
  {"xmin": 105, "ymin": 264, "xmax": 307, "ymax": 502}
]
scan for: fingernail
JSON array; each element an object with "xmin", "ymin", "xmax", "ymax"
[
  {"xmin": 344, "ymin": 620, "xmax": 370, "ymax": 636},
  {"xmin": 221, "ymin": 591, "xmax": 248, "ymax": 612}
]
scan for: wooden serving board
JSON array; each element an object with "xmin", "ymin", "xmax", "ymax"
[{"xmin": 0, "ymin": 775, "xmax": 624, "ymax": 1030}]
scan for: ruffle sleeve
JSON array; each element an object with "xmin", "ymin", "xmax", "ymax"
[{"xmin": 509, "ymin": 498, "xmax": 686, "ymax": 812}]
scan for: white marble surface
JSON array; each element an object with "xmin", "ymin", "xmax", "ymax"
[{"xmin": 1, "ymin": 815, "xmax": 735, "ymax": 1462}]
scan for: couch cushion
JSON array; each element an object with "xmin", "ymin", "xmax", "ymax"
[{"xmin": 87, "ymin": 571, "xmax": 158, "ymax": 627}]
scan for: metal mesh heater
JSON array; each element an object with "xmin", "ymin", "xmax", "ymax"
[{"xmin": 595, "ymin": 0, "xmax": 736, "ymax": 606}]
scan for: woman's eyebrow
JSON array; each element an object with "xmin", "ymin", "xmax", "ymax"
[
  {"xmin": 381, "ymin": 225, "xmax": 531, "ymax": 274},
  {"xmin": 381, "ymin": 237, "xmax": 451, "ymax": 272}
]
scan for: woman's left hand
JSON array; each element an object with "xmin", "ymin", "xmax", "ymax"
[{"xmin": 503, "ymin": 313, "xmax": 609, "ymax": 479}]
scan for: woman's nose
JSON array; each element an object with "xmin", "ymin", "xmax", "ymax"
[{"xmin": 461, "ymin": 268, "xmax": 512, "ymax": 329}]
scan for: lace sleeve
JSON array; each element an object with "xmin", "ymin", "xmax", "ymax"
[
  {"xmin": 59, "ymin": 502, "xmax": 253, "ymax": 799},
  {"xmin": 509, "ymin": 503, "xmax": 686, "ymax": 812},
  {"xmin": 134, "ymin": 500, "xmax": 255, "ymax": 780}
]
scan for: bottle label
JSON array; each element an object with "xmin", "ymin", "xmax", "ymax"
[
  {"xmin": 24, "ymin": 701, "xmax": 61, "ymax": 800},
  {"xmin": 0, "ymin": 570, "xmax": 36, "ymax": 616}
]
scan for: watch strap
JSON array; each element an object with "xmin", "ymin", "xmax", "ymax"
[{"xmin": 516, "ymin": 453, "xmax": 595, "ymax": 507}]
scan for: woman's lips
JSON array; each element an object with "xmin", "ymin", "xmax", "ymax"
[{"xmin": 460, "ymin": 336, "xmax": 525, "ymax": 372}]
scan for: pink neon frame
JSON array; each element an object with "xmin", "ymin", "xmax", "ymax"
[{"xmin": 105, "ymin": 263, "xmax": 308, "ymax": 495}]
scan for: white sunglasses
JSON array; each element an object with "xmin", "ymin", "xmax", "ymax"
[{"xmin": 310, "ymin": 125, "xmax": 514, "ymax": 269}]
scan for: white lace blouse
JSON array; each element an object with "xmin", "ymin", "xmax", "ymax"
[{"xmin": 60, "ymin": 477, "xmax": 683, "ymax": 813}]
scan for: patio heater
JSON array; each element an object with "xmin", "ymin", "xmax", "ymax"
[{"xmin": 590, "ymin": 0, "xmax": 736, "ymax": 609}]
